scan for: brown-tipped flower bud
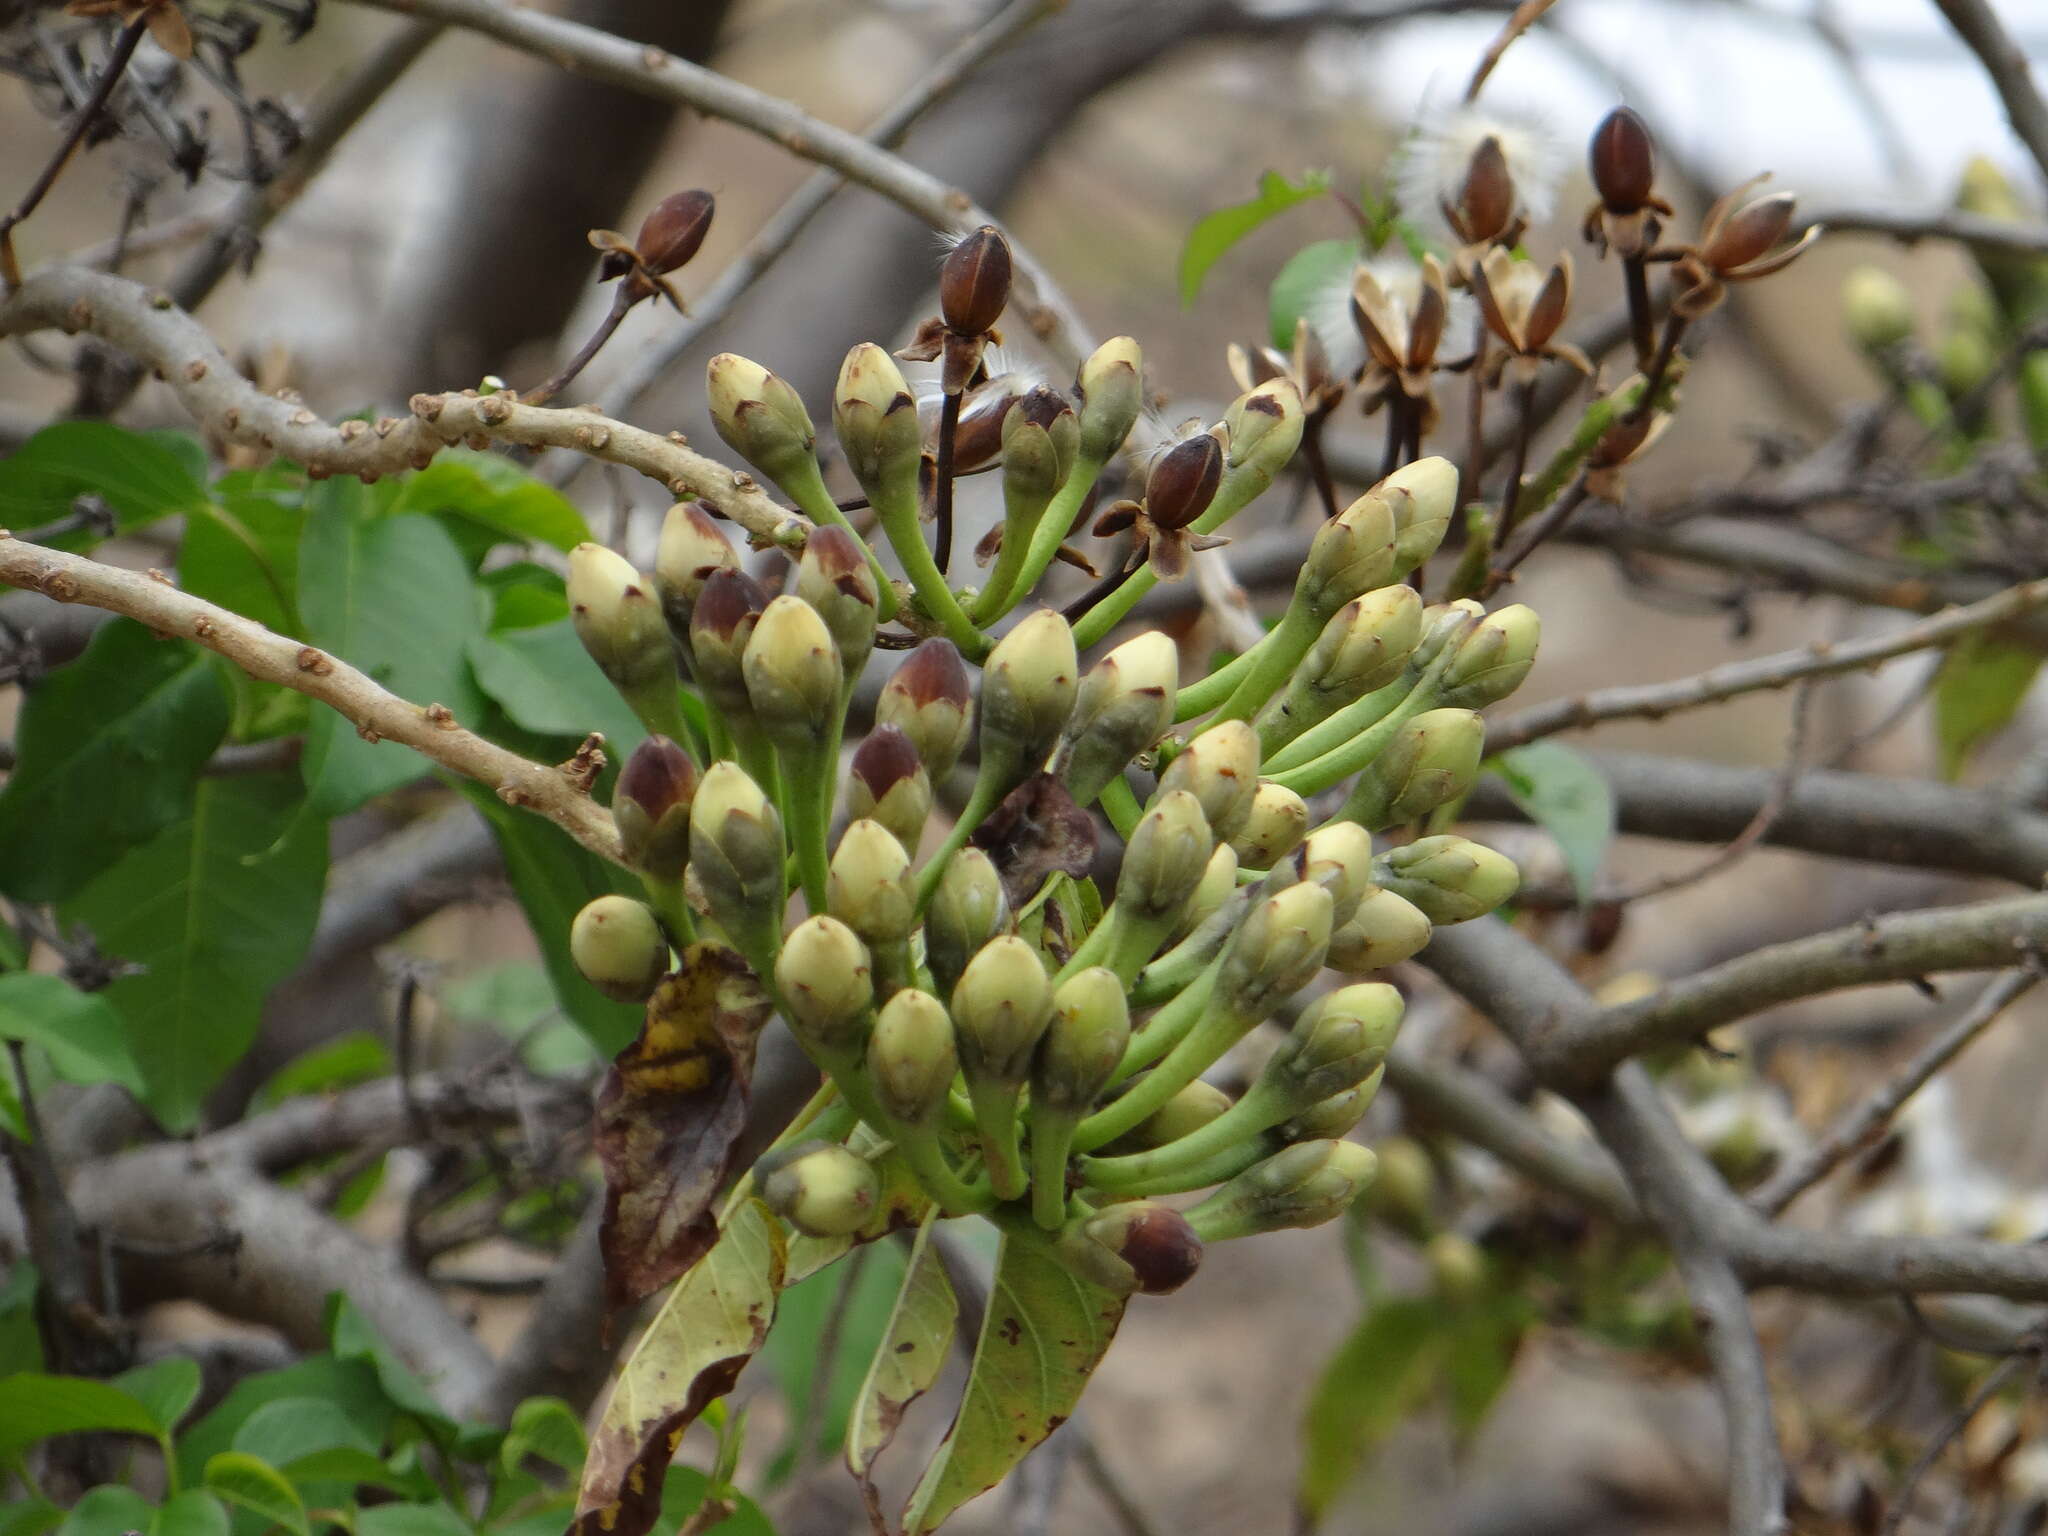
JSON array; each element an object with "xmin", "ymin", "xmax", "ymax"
[
  {"xmin": 950, "ymin": 934, "xmax": 1055, "ymax": 1087},
  {"xmin": 689, "ymin": 761, "xmax": 786, "ymax": 931},
  {"xmin": 1298, "ymin": 491, "xmax": 1397, "ymax": 619},
  {"xmin": 1217, "ymin": 880, "xmax": 1332, "ymax": 1020},
  {"xmin": 568, "ymin": 543, "xmax": 673, "ymax": 695},
  {"xmin": 775, "ymin": 914, "xmax": 874, "ymax": 1054},
  {"xmin": 1059, "ymin": 631, "xmax": 1179, "ymax": 805},
  {"xmin": 635, "ymin": 189, "xmax": 715, "ymax": 276},
  {"xmin": 1437, "ymin": 603, "xmax": 1540, "ymax": 709},
  {"xmin": 1590, "ymin": 107, "xmax": 1655, "ymax": 214},
  {"xmin": 1298, "ymin": 586, "xmax": 1425, "ymax": 703},
  {"xmin": 1001, "ymin": 386, "xmax": 1081, "ymax": 492},
  {"xmin": 1184, "ymin": 1139, "xmax": 1377, "ymax": 1241},
  {"xmin": 796, "ymin": 525, "xmax": 879, "ymax": 684},
  {"xmin": 834, "ymin": 343, "xmax": 923, "ymax": 507},
  {"xmin": 741, "ymin": 593, "xmax": 843, "ymax": 748},
  {"xmin": 655, "ymin": 500, "xmax": 739, "ymax": 639},
  {"xmin": 1228, "ymin": 781, "xmax": 1309, "ymax": 869},
  {"xmin": 1300, "ymin": 822, "xmax": 1377, "ymax": 929},
  {"xmin": 1282, "ymin": 1076, "xmax": 1380, "ymax": 1142},
  {"xmin": 978, "ymin": 609, "xmax": 1078, "ymax": 776},
  {"xmin": 876, "ymin": 639, "xmax": 974, "ymax": 785},
  {"xmin": 1116, "ymin": 789, "xmax": 1215, "ymax": 924},
  {"xmin": 1222, "ymin": 378, "xmax": 1305, "ymax": 479},
  {"xmin": 1326, "ymin": 887, "xmax": 1434, "ymax": 975},
  {"xmin": 1843, "ymin": 266, "xmax": 1914, "ymax": 353},
  {"xmin": 1035, "ymin": 967, "xmax": 1131, "ymax": 1113},
  {"xmin": 1342, "ymin": 707, "xmax": 1485, "ymax": 831},
  {"xmin": 1378, "ymin": 457, "xmax": 1458, "ymax": 578},
  {"xmin": 1159, "ymin": 721, "xmax": 1261, "ymax": 844},
  {"xmin": 706, "ymin": 353, "xmax": 817, "ymax": 488},
  {"xmin": 689, "ymin": 567, "xmax": 770, "ymax": 718},
  {"xmin": 570, "ymin": 895, "xmax": 669, "ymax": 1003},
  {"xmin": 1278, "ymin": 982, "xmax": 1403, "ymax": 1102},
  {"xmin": 1076, "ymin": 336, "xmax": 1144, "ymax": 462},
  {"xmin": 1373, "ymin": 835, "xmax": 1519, "ymax": 925},
  {"xmin": 847, "ymin": 726, "xmax": 932, "ymax": 851},
  {"xmin": 759, "ymin": 1140, "xmax": 879, "ymax": 1238},
  {"xmin": 868, "ymin": 987, "xmax": 958, "ymax": 1127},
  {"xmin": 1145, "ymin": 434, "xmax": 1224, "ymax": 532},
  {"xmin": 1058, "ymin": 1202, "xmax": 1203, "ymax": 1296},
  {"xmin": 614, "ymin": 734, "xmax": 698, "ymax": 879},
  {"xmin": 939, "ymin": 224, "xmax": 1013, "ymax": 336},
  {"xmin": 1172, "ymin": 843, "xmax": 1239, "ymax": 942},
  {"xmin": 925, "ymin": 848, "xmax": 1009, "ymax": 997},
  {"xmin": 827, "ymin": 819, "xmax": 917, "ymax": 944}
]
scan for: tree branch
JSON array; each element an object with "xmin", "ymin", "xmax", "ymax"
[
  {"xmin": 1935, "ymin": 0, "xmax": 2048, "ymax": 191},
  {"xmin": 1801, "ymin": 205, "xmax": 2048, "ymax": 257}
]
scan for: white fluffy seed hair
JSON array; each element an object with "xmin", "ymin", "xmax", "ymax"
[
  {"xmin": 1391, "ymin": 101, "xmax": 1569, "ymax": 237},
  {"xmin": 1302, "ymin": 251, "xmax": 1479, "ymax": 381}
]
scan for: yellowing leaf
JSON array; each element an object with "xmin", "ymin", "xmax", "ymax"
[{"xmin": 846, "ymin": 1211, "xmax": 958, "ymax": 1505}]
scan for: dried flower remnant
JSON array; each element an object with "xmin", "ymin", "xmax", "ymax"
[
  {"xmin": 1669, "ymin": 177, "xmax": 1821, "ymax": 320},
  {"xmin": 1092, "ymin": 431, "xmax": 1228, "ymax": 580}
]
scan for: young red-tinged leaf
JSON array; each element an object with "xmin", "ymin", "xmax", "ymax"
[
  {"xmin": 596, "ymin": 944, "xmax": 775, "ymax": 1310},
  {"xmin": 574, "ymin": 1200, "xmax": 786, "ymax": 1536},
  {"xmin": 970, "ymin": 772, "xmax": 1097, "ymax": 909},
  {"xmin": 902, "ymin": 1219, "xmax": 1126, "ymax": 1533},
  {"xmin": 846, "ymin": 1212, "xmax": 957, "ymax": 1519}
]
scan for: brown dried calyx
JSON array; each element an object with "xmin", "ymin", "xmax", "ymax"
[
  {"xmin": 1668, "ymin": 176, "xmax": 1820, "ymax": 319},
  {"xmin": 590, "ymin": 189, "xmax": 715, "ymax": 311}
]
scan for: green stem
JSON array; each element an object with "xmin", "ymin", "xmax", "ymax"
[
  {"xmin": 1097, "ymin": 774, "xmax": 1142, "ymax": 839},
  {"xmin": 999, "ymin": 451, "xmax": 1106, "ymax": 623},
  {"xmin": 1267, "ymin": 684, "xmax": 1439, "ymax": 798},
  {"xmin": 965, "ymin": 1077, "xmax": 1028, "ymax": 1201},
  {"xmin": 913, "ymin": 763, "xmax": 1009, "ymax": 910},
  {"xmin": 1052, "ymin": 907, "xmax": 1119, "ymax": 982},
  {"xmin": 1263, "ymin": 670, "xmax": 1416, "ymax": 776},
  {"xmin": 1029, "ymin": 1106, "xmax": 1082, "ymax": 1229},
  {"xmin": 1205, "ymin": 605, "xmax": 1316, "ymax": 725},
  {"xmin": 1074, "ymin": 991, "xmax": 1247, "ymax": 1152},
  {"xmin": 1129, "ymin": 891, "xmax": 1247, "ymax": 1006},
  {"xmin": 1079, "ymin": 1080, "xmax": 1292, "ymax": 1191},
  {"xmin": 1173, "ymin": 633, "xmax": 1275, "ymax": 721},
  {"xmin": 1112, "ymin": 959, "xmax": 1222, "ymax": 1084},
  {"xmin": 782, "ymin": 742, "xmax": 833, "ymax": 915},
  {"xmin": 778, "ymin": 457, "xmax": 901, "ymax": 620},
  {"xmin": 871, "ymin": 483, "xmax": 987, "ymax": 659},
  {"xmin": 622, "ymin": 676, "xmax": 690, "ymax": 747},
  {"xmin": 969, "ymin": 476, "xmax": 1057, "ymax": 625},
  {"xmin": 1520, "ymin": 377, "xmax": 1648, "ymax": 520},
  {"xmin": 1079, "ymin": 1133, "xmax": 1274, "ymax": 1198},
  {"xmin": 640, "ymin": 873, "xmax": 698, "ymax": 946}
]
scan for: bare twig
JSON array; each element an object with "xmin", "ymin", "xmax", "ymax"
[
  {"xmin": 1463, "ymin": 0, "xmax": 1560, "ymax": 101},
  {"xmin": 1935, "ymin": 0, "xmax": 2048, "ymax": 192},
  {"xmin": 1800, "ymin": 205, "xmax": 2048, "ymax": 257},
  {"xmin": 1878, "ymin": 1350, "xmax": 2033, "ymax": 1536}
]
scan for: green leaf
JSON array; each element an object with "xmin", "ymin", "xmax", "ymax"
[
  {"xmin": 1268, "ymin": 238, "xmax": 1361, "ymax": 352},
  {"xmin": 116, "ymin": 1356, "xmax": 203, "ymax": 1438},
  {"xmin": 252, "ymin": 1032, "xmax": 394, "ymax": 1109},
  {"xmin": 456, "ymin": 784, "xmax": 644, "ymax": 1055},
  {"xmin": 845, "ymin": 1214, "xmax": 957, "ymax": 1491},
  {"xmin": 483, "ymin": 563, "xmax": 571, "ymax": 630},
  {"xmin": 0, "ymin": 1501, "xmax": 62, "ymax": 1536},
  {"xmin": 575, "ymin": 1200, "xmax": 786, "ymax": 1536},
  {"xmin": 466, "ymin": 621, "xmax": 648, "ymax": 749},
  {"xmin": 327, "ymin": 1296, "xmax": 454, "ymax": 1432},
  {"xmin": 443, "ymin": 962, "xmax": 595, "ymax": 1075},
  {"xmin": 1487, "ymin": 741, "xmax": 1615, "ymax": 904},
  {"xmin": 1298, "ymin": 1296, "xmax": 1444, "ymax": 1519},
  {"xmin": 204, "ymin": 1453, "xmax": 310, "ymax": 1536},
  {"xmin": 0, "ymin": 974, "xmax": 145, "ymax": 1096},
  {"xmin": 279, "ymin": 1445, "xmax": 423, "ymax": 1494},
  {"xmin": 388, "ymin": 450, "xmax": 592, "ymax": 559},
  {"xmin": 500, "ymin": 1396, "xmax": 587, "ymax": 1475},
  {"xmin": 64, "ymin": 775, "xmax": 329, "ymax": 1132},
  {"xmin": 0, "ymin": 1261, "xmax": 43, "ymax": 1376},
  {"xmin": 1935, "ymin": 630, "xmax": 2043, "ymax": 778},
  {"xmin": 182, "ymin": 491, "xmax": 303, "ymax": 640},
  {"xmin": 1443, "ymin": 1298, "xmax": 1528, "ymax": 1442},
  {"xmin": 1178, "ymin": 169, "xmax": 1332, "ymax": 308},
  {"xmin": 354, "ymin": 1506, "xmax": 471, "ymax": 1536},
  {"xmin": 0, "ymin": 1375, "xmax": 159, "ymax": 1455},
  {"xmin": 0, "ymin": 619, "xmax": 231, "ymax": 901},
  {"xmin": 762, "ymin": 1240, "xmax": 907, "ymax": 1484},
  {"xmin": 902, "ymin": 1220, "xmax": 1126, "ymax": 1533},
  {"xmin": 178, "ymin": 1357, "xmax": 393, "ymax": 1488},
  {"xmin": 0, "ymin": 423, "xmax": 209, "ymax": 547},
  {"xmin": 151, "ymin": 1491, "xmax": 229, "ymax": 1536},
  {"xmin": 53, "ymin": 1486, "xmax": 154, "ymax": 1536},
  {"xmin": 230, "ymin": 1396, "xmax": 375, "ymax": 1466},
  {"xmin": 654, "ymin": 1469, "xmax": 775, "ymax": 1536},
  {"xmin": 298, "ymin": 483, "xmax": 486, "ymax": 814}
]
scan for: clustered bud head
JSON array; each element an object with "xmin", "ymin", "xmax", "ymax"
[
  {"xmin": 655, "ymin": 500, "xmax": 739, "ymax": 638},
  {"xmin": 1300, "ymin": 587, "xmax": 1424, "ymax": 701},
  {"xmin": 1117, "ymin": 790, "xmax": 1216, "ymax": 922},
  {"xmin": 568, "ymin": 543, "xmax": 671, "ymax": 693},
  {"xmin": 1186, "ymin": 1139, "xmax": 1377, "ymax": 1241},
  {"xmin": 827, "ymin": 820, "xmax": 917, "ymax": 944},
  {"xmin": 951, "ymin": 934, "xmax": 1055, "ymax": 1084},
  {"xmin": 1060, "ymin": 1202, "xmax": 1203, "ymax": 1296},
  {"xmin": 1076, "ymin": 336, "xmax": 1145, "ymax": 463},
  {"xmin": 978, "ymin": 609, "xmax": 1078, "ymax": 774},
  {"xmin": 775, "ymin": 915, "xmax": 874, "ymax": 1053},
  {"xmin": 1284, "ymin": 1077, "xmax": 1379, "ymax": 1142},
  {"xmin": 615, "ymin": 734, "xmax": 697, "ymax": 879},
  {"xmin": 1344, "ymin": 707, "xmax": 1485, "ymax": 830},
  {"xmin": 1374, "ymin": 835, "xmax": 1520, "ymax": 924},
  {"xmin": 877, "ymin": 640, "xmax": 974, "ymax": 784},
  {"xmin": 939, "ymin": 225, "xmax": 1013, "ymax": 337},
  {"xmin": 1034, "ymin": 968, "xmax": 1131, "ymax": 1112},
  {"xmin": 1283, "ymin": 983, "xmax": 1403, "ymax": 1100},
  {"xmin": 1228, "ymin": 781, "xmax": 1309, "ymax": 869},
  {"xmin": 1173, "ymin": 842, "xmax": 1240, "ymax": 941},
  {"xmin": 742, "ymin": 594, "xmax": 842, "ymax": 746},
  {"xmin": 847, "ymin": 726, "xmax": 932, "ymax": 851},
  {"xmin": 706, "ymin": 353, "xmax": 816, "ymax": 486},
  {"xmin": 759, "ymin": 1141, "xmax": 879, "ymax": 1238},
  {"xmin": 796, "ymin": 525, "xmax": 880, "ymax": 683},
  {"xmin": 1326, "ymin": 887, "xmax": 1435, "ymax": 975},
  {"xmin": 1160, "ymin": 721, "xmax": 1260, "ymax": 844},
  {"xmin": 1001, "ymin": 386, "xmax": 1081, "ymax": 502},
  {"xmin": 868, "ymin": 987, "xmax": 958, "ymax": 1126},
  {"xmin": 570, "ymin": 895, "xmax": 669, "ymax": 1002},
  {"xmin": 925, "ymin": 847, "xmax": 1008, "ymax": 998},
  {"xmin": 1061, "ymin": 630, "xmax": 1178, "ymax": 804}
]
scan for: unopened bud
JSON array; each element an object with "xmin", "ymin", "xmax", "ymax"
[
  {"xmin": 1035, "ymin": 967, "xmax": 1131, "ymax": 1112},
  {"xmin": 796, "ymin": 525, "xmax": 879, "ymax": 683},
  {"xmin": 1278, "ymin": 983, "xmax": 1403, "ymax": 1101},
  {"xmin": 1373, "ymin": 835, "xmax": 1519, "ymax": 925},
  {"xmin": 614, "ymin": 734, "xmax": 698, "ymax": 879},
  {"xmin": 1294, "ymin": 586, "xmax": 1424, "ymax": 704},
  {"xmin": 1342, "ymin": 707, "xmax": 1484, "ymax": 830},
  {"xmin": 1222, "ymin": 378, "xmax": 1305, "ymax": 478},
  {"xmin": 867, "ymin": 988, "xmax": 957, "ymax": 1126},
  {"xmin": 570, "ymin": 895, "xmax": 669, "ymax": 1002},
  {"xmin": 706, "ymin": 353, "xmax": 817, "ymax": 488},
  {"xmin": 759, "ymin": 1141, "xmax": 879, "ymax": 1238},
  {"xmin": 1060, "ymin": 631, "xmax": 1179, "ymax": 804},
  {"xmin": 1000, "ymin": 386, "xmax": 1080, "ymax": 501},
  {"xmin": 689, "ymin": 567, "xmax": 769, "ymax": 718},
  {"xmin": 1076, "ymin": 336, "xmax": 1144, "ymax": 462},
  {"xmin": 1379, "ymin": 457, "xmax": 1458, "ymax": 577},
  {"xmin": 1437, "ymin": 604, "xmax": 1539, "ymax": 709},
  {"xmin": 1228, "ymin": 781, "xmax": 1309, "ymax": 869},
  {"xmin": 634, "ymin": 189, "xmax": 714, "ymax": 276},
  {"xmin": 1843, "ymin": 266, "xmax": 1913, "ymax": 353},
  {"xmin": 1325, "ymin": 888, "xmax": 1434, "ymax": 974},
  {"xmin": 1145, "ymin": 434, "xmax": 1224, "ymax": 532},
  {"xmin": 1415, "ymin": 599, "xmax": 1484, "ymax": 670},
  {"xmin": 1172, "ymin": 843, "xmax": 1239, "ymax": 942},
  {"xmin": 1058, "ymin": 1202, "xmax": 1202, "ymax": 1296},
  {"xmin": 569, "ymin": 543, "xmax": 672, "ymax": 695},
  {"xmin": 834, "ymin": 343, "xmax": 922, "ymax": 508},
  {"xmin": 742, "ymin": 595, "xmax": 843, "ymax": 747},
  {"xmin": 847, "ymin": 726, "xmax": 932, "ymax": 850},
  {"xmin": 827, "ymin": 819, "xmax": 916, "ymax": 944},
  {"xmin": 1160, "ymin": 721, "xmax": 1261, "ymax": 844},
  {"xmin": 1282, "ymin": 1075, "xmax": 1380, "ymax": 1142},
  {"xmin": 1217, "ymin": 881, "xmax": 1332, "ymax": 1019},
  {"xmin": 979, "ymin": 610, "xmax": 1078, "ymax": 776},
  {"xmin": 654, "ymin": 500, "xmax": 739, "ymax": 639},
  {"xmin": 689, "ymin": 761, "xmax": 786, "ymax": 926},
  {"xmin": 1115, "ymin": 789, "xmax": 1214, "ymax": 924},
  {"xmin": 1364, "ymin": 1134, "xmax": 1434, "ymax": 1235},
  {"xmin": 1184, "ymin": 1139, "xmax": 1376, "ymax": 1240},
  {"xmin": 1298, "ymin": 491, "xmax": 1396, "ymax": 618},
  {"xmin": 1300, "ymin": 821, "xmax": 1377, "ymax": 928},
  {"xmin": 925, "ymin": 847, "xmax": 1009, "ymax": 997},
  {"xmin": 940, "ymin": 225, "xmax": 1012, "ymax": 336},
  {"xmin": 950, "ymin": 934, "xmax": 1055, "ymax": 1085},
  {"xmin": 1940, "ymin": 326, "xmax": 1995, "ymax": 399},
  {"xmin": 1589, "ymin": 107, "xmax": 1655, "ymax": 214},
  {"xmin": 775, "ymin": 915, "xmax": 874, "ymax": 1054},
  {"xmin": 876, "ymin": 639, "xmax": 974, "ymax": 784}
]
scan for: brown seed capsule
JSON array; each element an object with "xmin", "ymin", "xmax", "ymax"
[
  {"xmin": 1455, "ymin": 135, "xmax": 1516, "ymax": 246},
  {"xmin": 1590, "ymin": 107, "xmax": 1655, "ymax": 214},
  {"xmin": 615, "ymin": 734, "xmax": 698, "ymax": 878},
  {"xmin": 940, "ymin": 224, "xmax": 1013, "ymax": 336},
  {"xmin": 1699, "ymin": 190, "xmax": 1797, "ymax": 275},
  {"xmin": 1145, "ymin": 434, "xmax": 1224, "ymax": 532},
  {"xmin": 636, "ymin": 189, "xmax": 715, "ymax": 275}
]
